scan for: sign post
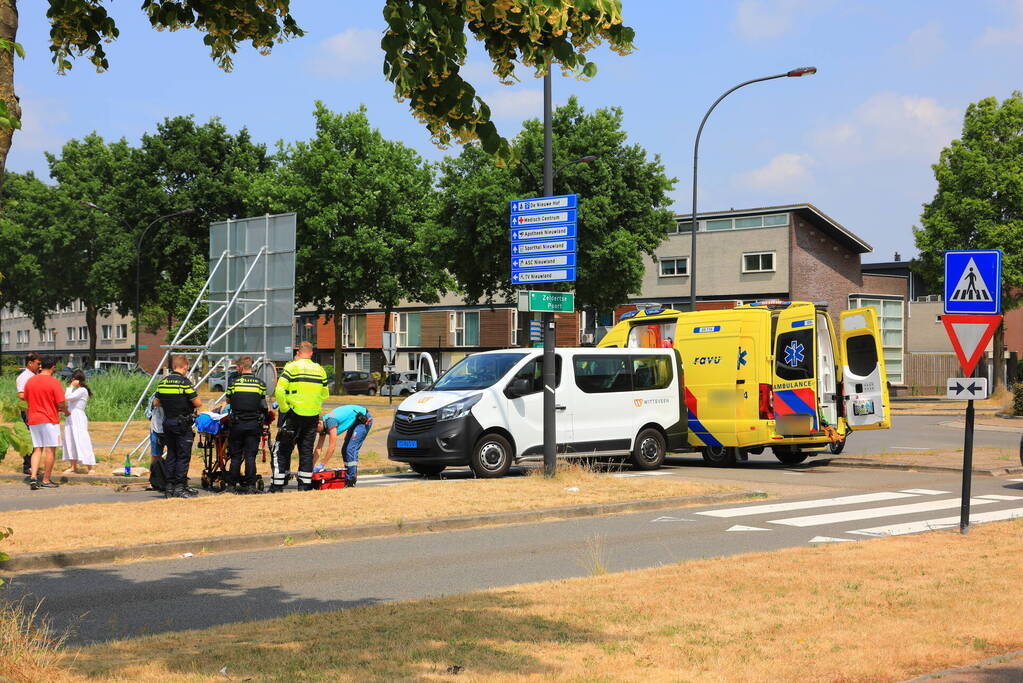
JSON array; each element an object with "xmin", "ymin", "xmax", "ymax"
[
  {"xmin": 510, "ymin": 193, "xmax": 578, "ymax": 478},
  {"xmin": 382, "ymin": 331, "xmax": 397, "ymax": 405},
  {"xmin": 943, "ymin": 249, "xmax": 1002, "ymax": 533}
]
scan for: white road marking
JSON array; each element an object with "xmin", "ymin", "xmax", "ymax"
[
  {"xmin": 976, "ymin": 494, "xmax": 1023, "ymax": 500},
  {"xmin": 1009, "ymin": 479, "xmax": 1023, "ymax": 482},
  {"xmin": 727, "ymin": 525, "xmax": 770, "ymax": 531},
  {"xmin": 809, "ymin": 536, "xmax": 854, "ymax": 543},
  {"xmin": 892, "ymin": 446, "xmax": 931, "ymax": 450},
  {"xmin": 900, "ymin": 489, "xmax": 949, "ymax": 495},
  {"xmin": 781, "ymin": 471, "xmax": 805, "ymax": 475},
  {"xmin": 849, "ymin": 507, "xmax": 1023, "ymax": 537},
  {"xmin": 769, "ymin": 498, "xmax": 997, "ymax": 528},
  {"xmin": 614, "ymin": 471, "xmax": 673, "ymax": 478},
  {"xmin": 695, "ymin": 491, "xmax": 919, "ymax": 518},
  {"xmin": 651, "ymin": 516, "xmax": 693, "ymax": 523}
]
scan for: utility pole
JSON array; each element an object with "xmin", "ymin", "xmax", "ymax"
[{"xmin": 542, "ymin": 70, "xmax": 557, "ymax": 478}]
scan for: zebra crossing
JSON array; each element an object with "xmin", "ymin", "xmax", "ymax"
[{"xmin": 691, "ymin": 487, "xmax": 1023, "ymax": 542}]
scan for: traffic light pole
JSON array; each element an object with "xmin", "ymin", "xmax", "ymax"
[{"xmin": 542, "ymin": 70, "xmax": 557, "ymax": 478}]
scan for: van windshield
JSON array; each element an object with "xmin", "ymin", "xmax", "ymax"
[{"xmin": 433, "ymin": 353, "xmax": 528, "ymax": 391}]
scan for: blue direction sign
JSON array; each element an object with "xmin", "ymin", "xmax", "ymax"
[
  {"xmin": 510, "ymin": 194, "xmax": 577, "ymax": 214},
  {"xmin": 944, "ymin": 250, "xmax": 1002, "ymax": 315},
  {"xmin": 512, "ymin": 253, "xmax": 577, "ymax": 270},
  {"xmin": 511, "ymin": 224, "xmax": 578, "ymax": 242},
  {"xmin": 511, "ymin": 238, "xmax": 576, "ymax": 256},
  {"xmin": 512, "ymin": 268, "xmax": 577, "ymax": 285},
  {"xmin": 510, "ymin": 209, "xmax": 577, "ymax": 228}
]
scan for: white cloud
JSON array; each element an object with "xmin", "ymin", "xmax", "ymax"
[
  {"xmin": 902, "ymin": 22, "xmax": 945, "ymax": 66},
  {"xmin": 734, "ymin": 153, "xmax": 814, "ymax": 191},
  {"xmin": 481, "ymin": 88, "xmax": 543, "ymax": 121},
  {"xmin": 812, "ymin": 92, "xmax": 958, "ymax": 163},
  {"xmin": 978, "ymin": 0, "xmax": 1023, "ymax": 46},
  {"xmin": 308, "ymin": 28, "xmax": 381, "ymax": 80},
  {"xmin": 734, "ymin": 0, "xmax": 820, "ymax": 40}
]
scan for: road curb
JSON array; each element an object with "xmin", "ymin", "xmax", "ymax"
[
  {"xmin": 0, "ymin": 490, "xmax": 762, "ymax": 573},
  {"xmin": 900, "ymin": 648, "xmax": 1023, "ymax": 682},
  {"xmin": 814, "ymin": 458, "xmax": 1023, "ymax": 477},
  {"xmin": 0, "ymin": 465, "xmax": 408, "ymax": 488}
]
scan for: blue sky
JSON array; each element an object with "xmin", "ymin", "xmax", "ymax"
[{"xmin": 10, "ymin": 1, "xmax": 1023, "ymax": 260}]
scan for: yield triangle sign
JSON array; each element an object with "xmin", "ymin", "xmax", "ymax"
[
  {"xmin": 941, "ymin": 314, "xmax": 1001, "ymax": 376},
  {"xmin": 948, "ymin": 257, "xmax": 993, "ymax": 303}
]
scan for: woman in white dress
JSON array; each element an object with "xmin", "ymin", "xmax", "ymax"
[{"xmin": 63, "ymin": 370, "xmax": 96, "ymax": 474}]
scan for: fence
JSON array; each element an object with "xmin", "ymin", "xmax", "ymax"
[{"xmin": 903, "ymin": 351, "xmax": 1019, "ymax": 395}]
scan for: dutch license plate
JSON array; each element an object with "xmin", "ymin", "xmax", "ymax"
[{"xmin": 397, "ymin": 440, "xmax": 418, "ymax": 448}]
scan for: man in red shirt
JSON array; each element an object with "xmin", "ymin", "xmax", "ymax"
[{"xmin": 24, "ymin": 356, "xmax": 70, "ymax": 489}]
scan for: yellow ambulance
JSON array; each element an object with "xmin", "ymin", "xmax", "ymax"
[{"xmin": 597, "ymin": 301, "xmax": 890, "ymax": 466}]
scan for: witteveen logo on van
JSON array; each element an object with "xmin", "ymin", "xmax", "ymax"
[{"xmin": 634, "ymin": 398, "xmax": 669, "ymax": 407}]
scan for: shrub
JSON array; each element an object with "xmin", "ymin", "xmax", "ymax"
[
  {"xmin": 1014, "ymin": 384, "xmax": 1023, "ymax": 416},
  {"xmin": 83, "ymin": 372, "xmax": 152, "ymax": 421}
]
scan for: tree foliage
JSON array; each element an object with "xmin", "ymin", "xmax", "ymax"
[
  {"xmin": 431, "ymin": 96, "xmax": 676, "ymax": 312},
  {"xmin": 246, "ymin": 102, "xmax": 447, "ymax": 379},
  {"xmin": 913, "ymin": 91, "xmax": 1023, "ymax": 389}
]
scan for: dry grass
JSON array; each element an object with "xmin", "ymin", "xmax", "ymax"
[
  {"xmin": 52, "ymin": 518, "xmax": 1023, "ymax": 682},
  {"xmin": 852, "ymin": 446, "xmax": 1018, "ymax": 467},
  {"xmin": 0, "ymin": 469, "xmax": 733, "ymax": 556},
  {"xmin": 0, "ymin": 596, "xmax": 70, "ymax": 683}
]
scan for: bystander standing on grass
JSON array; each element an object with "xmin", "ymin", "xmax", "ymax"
[
  {"xmin": 24, "ymin": 356, "xmax": 69, "ymax": 489},
  {"xmin": 15, "ymin": 352, "xmax": 41, "ymax": 475},
  {"xmin": 61, "ymin": 369, "xmax": 96, "ymax": 475}
]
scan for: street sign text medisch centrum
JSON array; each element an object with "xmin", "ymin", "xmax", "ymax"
[{"xmin": 518, "ymin": 290, "xmax": 575, "ymax": 313}]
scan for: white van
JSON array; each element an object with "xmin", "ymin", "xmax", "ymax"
[{"xmin": 387, "ymin": 347, "xmax": 684, "ymax": 477}]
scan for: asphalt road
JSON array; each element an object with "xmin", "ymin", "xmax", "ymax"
[
  {"xmin": 6, "ymin": 468, "xmax": 1023, "ymax": 645},
  {"xmin": 2, "ymin": 414, "xmax": 1017, "ymax": 512}
]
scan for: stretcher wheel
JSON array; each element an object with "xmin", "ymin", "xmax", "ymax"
[
  {"xmin": 827, "ymin": 437, "xmax": 847, "ymax": 455},
  {"xmin": 255, "ymin": 478, "xmax": 265, "ymax": 492},
  {"xmin": 200, "ymin": 473, "xmax": 211, "ymax": 490},
  {"xmin": 211, "ymin": 478, "xmax": 227, "ymax": 493}
]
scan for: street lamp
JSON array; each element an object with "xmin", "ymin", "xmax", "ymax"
[
  {"xmin": 80, "ymin": 202, "xmax": 195, "ymax": 366},
  {"xmin": 688, "ymin": 66, "xmax": 817, "ymax": 311}
]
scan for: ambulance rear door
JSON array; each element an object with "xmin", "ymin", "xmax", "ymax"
[
  {"xmin": 838, "ymin": 307, "xmax": 890, "ymax": 430},
  {"xmin": 771, "ymin": 305, "xmax": 819, "ymax": 437}
]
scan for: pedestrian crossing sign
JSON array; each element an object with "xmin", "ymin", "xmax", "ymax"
[{"xmin": 944, "ymin": 250, "xmax": 1001, "ymax": 315}]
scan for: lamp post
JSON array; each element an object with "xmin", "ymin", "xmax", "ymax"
[
  {"xmin": 80, "ymin": 202, "xmax": 195, "ymax": 366},
  {"xmin": 688, "ymin": 67, "xmax": 817, "ymax": 312}
]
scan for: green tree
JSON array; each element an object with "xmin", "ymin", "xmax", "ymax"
[
  {"xmin": 0, "ymin": 171, "xmax": 59, "ymax": 330},
  {"xmin": 1, "ymin": 1, "xmax": 635, "ymax": 177},
  {"xmin": 431, "ymin": 96, "xmax": 676, "ymax": 315},
  {"xmin": 913, "ymin": 92, "xmax": 1023, "ymax": 391},
  {"xmin": 246, "ymin": 102, "xmax": 446, "ymax": 380}
]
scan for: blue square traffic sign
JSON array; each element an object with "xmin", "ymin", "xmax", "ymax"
[{"xmin": 944, "ymin": 250, "xmax": 1002, "ymax": 314}]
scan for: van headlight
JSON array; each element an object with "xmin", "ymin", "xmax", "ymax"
[{"xmin": 438, "ymin": 394, "xmax": 482, "ymax": 422}]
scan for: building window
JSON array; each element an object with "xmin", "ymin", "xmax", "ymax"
[
  {"xmin": 706, "ymin": 219, "xmax": 733, "ymax": 231},
  {"xmin": 101, "ymin": 325, "xmax": 112, "ymax": 341},
  {"xmin": 78, "ymin": 326, "xmax": 88, "ymax": 340},
  {"xmin": 667, "ymin": 220, "xmax": 694, "ymax": 235},
  {"xmin": 451, "ymin": 311, "xmax": 480, "ymax": 347},
  {"xmin": 16, "ymin": 330, "xmax": 25, "ymax": 344},
  {"xmin": 742, "ymin": 252, "xmax": 775, "ymax": 273},
  {"xmin": 66, "ymin": 327, "xmax": 76, "ymax": 342},
  {"xmin": 849, "ymin": 296, "xmax": 904, "ymax": 385},
  {"xmin": 395, "ymin": 312, "xmax": 421, "ymax": 347},
  {"xmin": 115, "ymin": 324, "xmax": 128, "ymax": 340},
  {"xmin": 659, "ymin": 257, "xmax": 689, "ymax": 277},
  {"xmin": 1, "ymin": 331, "xmax": 9, "ymax": 345},
  {"xmin": 696, "ymin": 214, "xmax": 789, "ymax": 232},
  {"xmin": 356, "ymin": 352, "xmax": 370, "ymax": 371}
]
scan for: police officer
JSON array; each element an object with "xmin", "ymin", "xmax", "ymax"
[
  {"xmin": 154, "ymin": 355, "xmax": 202, "ymax": 499},
  {"xmin": 271, "ymin": 341, "xmax": 328, "ymax": 492},
  {"xmin": 225, "ymin": 356, "xmax": 268, "ymax": 494}
]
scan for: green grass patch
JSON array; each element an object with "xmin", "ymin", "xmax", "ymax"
[{"xmin": 0, "ymin": 373, "xmax": 150, "ymax": 422}]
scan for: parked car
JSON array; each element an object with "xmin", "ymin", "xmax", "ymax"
[
  {"xmin": 380, "ymin": 371, "xmax": 420, "ymax": 397},
  {"xmin": 341, "ymin": 370, "xmax": 378, "ymax": 395},
  {"xmin": 208, "ymin": 370, "xmax": 240, "ymax": 393}
]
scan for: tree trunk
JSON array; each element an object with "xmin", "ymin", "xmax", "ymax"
[
  {"xmin": 993, "ymin": 320, "xmax": 1006, "ymax": 393},
  {"xmin": 332, "ymin": 312, "xmax": 346, "ymax": 395},
  {"xmin": 85, "ymin": 304, "xmax": 97, "ymax": 368},
  {"xmin": 0, "ymin": 0, "xmax": 20, "ymax": 182}
]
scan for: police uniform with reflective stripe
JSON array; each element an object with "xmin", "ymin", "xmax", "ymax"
[
  {"xmin": 226, "ymin": 373, "xmax": 267, "ymax": 488},
  {"xmin": 272, "ymin": 358, "xmax": 328, "ymax": 488},
  {"xmin": 155, "ymin": 372, "xmax": 199, "ymax": 491}
]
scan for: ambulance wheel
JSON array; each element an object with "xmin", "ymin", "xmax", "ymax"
[
  {"xmin": 773, "ymin": 447, "xmax": 808, "ymax": 465},
  {"xmin": 827, "ymin": 437, "xmax": 847, "ymax": 455},
  {"xmin": 470, "ymin": 433, "xmax": 513, "ymax": 478},
  {"xmin": 631, "ymin": 429, "xmax": 666, "ymax": 470},
  {"xmin": 410, "ymin": 463, "xmax": 446, "ymax": 476},
  {"xmin": 702, "ymin": 446, "xmax": 739, "ymax": 467}
]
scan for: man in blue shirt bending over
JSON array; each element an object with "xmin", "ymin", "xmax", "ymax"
[{"xmin": 314, "ymin": 404, "xmax": 372, "ymax": 486}]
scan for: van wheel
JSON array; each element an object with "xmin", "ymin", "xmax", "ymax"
[
  {"xmin": 773, "ymin": 446, "xmax": 808, "ymax": 465},
  {"xmin": 702, "ymin": 445, "xmax": 739, "ymax": 467},
  {"xmin": 828, "ymin": 436, "xmax": 847, "ymax": 455},
  {"xmin": 631, "ymin": 428, "xmax": 666, "ymax": 470},
  {"xmin": 470, "ymin": 434, "xmax": 513, "ymax": 478},
  {"xmin": 409, "ymin": 463, "xmax": 446, "ymax": 476}
]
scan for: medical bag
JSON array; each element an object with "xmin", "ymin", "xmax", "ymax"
[{"xmin": 311, "ymin": 468, "xmax": 349, "ymax": 490}]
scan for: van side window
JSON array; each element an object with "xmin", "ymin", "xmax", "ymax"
[
  {"xmin": 509, "ymin": 357, "xmax": 562, "ymax": 394},
  {"xmin": 574, "ymin": 356, "xmax": 633, "ymax": 393},
  {"xmin": 845, "ymin": 335, "xmax": 878, "ymax": 376},
  {"xmin": 775, "ymin": 330, "xmax": 814, "ymax": 380},
  {"xmin": 632, "ymin": 355, "xmax": 672, "ymax": 390}
]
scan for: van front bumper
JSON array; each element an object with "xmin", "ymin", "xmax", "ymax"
[{"xmin": 387, "ymin": 412, "xmax": 483, "ymax": 466}]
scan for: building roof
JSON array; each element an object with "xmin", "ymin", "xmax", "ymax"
[{"xmin": 674, "ymin": 203, "xmax": 873, "ymax": 255}]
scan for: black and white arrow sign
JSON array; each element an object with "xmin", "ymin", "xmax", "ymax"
[{"xmin": 946, "ymin": 377, "xmax": 989, "ymax": 400}]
